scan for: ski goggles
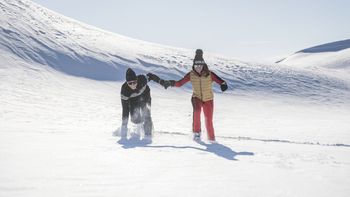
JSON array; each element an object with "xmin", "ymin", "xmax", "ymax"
[{"xmin": 194, "ymin": 64, "xmax": 203, "ymax": 68}]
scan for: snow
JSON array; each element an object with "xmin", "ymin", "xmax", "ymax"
[
  {"xmin": 1, "ymin": 0, "xmax": 350, "ymax": 197},
  {"xmin": 1, "ymin": 0, "xmax": 349, "ymax": 102},
  {"xmin": 278, "ymin": 39, "xmax": 350, "ymax": 71},
  {"xmin": 1, "ymin": 51, "xmax": 350, "ymax": 197}
]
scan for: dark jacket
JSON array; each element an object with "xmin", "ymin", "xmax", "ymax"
[{"xmin": 120, "ymin": 75, "xmax": 151, "ymax": 124}]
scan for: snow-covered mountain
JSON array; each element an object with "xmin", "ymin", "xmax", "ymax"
[
  {"xmin": 277, "ymin": 39, "xmax": 350, "ymax": 70},
  {"xmin": 1, "ymin": 1, "xmax": 350, "ymax": 197},
  {"xmin": 1, "ymin": 0, "xmax": 349, "ymax": 102}
]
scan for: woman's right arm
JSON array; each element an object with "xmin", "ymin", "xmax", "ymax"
[{"xmin": 173, "ymin": 72, "xmax": 191, "ymax": 87}]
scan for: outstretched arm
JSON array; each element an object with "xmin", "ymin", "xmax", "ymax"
[
  {"xmin": 173, "ymin": 72, "xmax": 191, "ymax": 87},
  {"xmin": 147, "ymin": 73, "xmax": 162, "ymax": 83},
  {"xmin": 147, "ymin": 73, "xmax": 168, "ymax": 87},
  {"xmin": 161, "ymin": 72, "xmax": 191, "ymax": 89},
  {"xmin": 147, "ymin": 72, "xmax": 191, "ymax": 89}
]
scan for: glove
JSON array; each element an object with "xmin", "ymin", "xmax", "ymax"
[
  {"xmin": 169, "ymin": 80, "xmax": 175, "ymax": 86},
  {"xmin": 162, "ymin": 80, "xmax": 175, "ymax": 89},
  {"xmin": 220, "ymin": 81, "xmax": 228, "ymax": 92},
  {"xmin": 146, "ymin": 73, "xmax": 160, "ymax": 82}
]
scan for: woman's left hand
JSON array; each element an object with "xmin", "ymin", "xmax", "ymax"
[{"xmin": 220, "ymin": 82, "xmax": 228, "ymax": 92}]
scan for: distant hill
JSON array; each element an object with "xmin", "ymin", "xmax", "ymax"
[{"xmin": 277, "ymin": 39, "xmax": 350, "ymax": 69}]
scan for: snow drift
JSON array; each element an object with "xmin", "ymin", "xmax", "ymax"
[{"xmin": 277, "ymin": 39, "xmax": 350, "ymax": 70}]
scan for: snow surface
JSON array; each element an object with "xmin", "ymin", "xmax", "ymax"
[
  {"xmin": 278, "ymin": 39, "xmax": 350, "ymax": 71},
  {"xmin": 1, "ymin": 0, "xmax": 350, "ymax": 197},
  {"xmin": 1, "ymin": 0, "xmax": 349, "ymax": 102}
]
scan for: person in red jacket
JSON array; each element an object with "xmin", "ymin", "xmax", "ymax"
[{"xmin": 148, "ymin": 49, "xmax": 228, "ymax": 142}]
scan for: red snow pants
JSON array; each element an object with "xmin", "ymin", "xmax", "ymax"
[{"xmin": 191, "ymin": 97, "xmax": 215, "ymax": 140}]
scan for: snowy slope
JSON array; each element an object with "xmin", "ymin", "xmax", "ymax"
[
  {"xmin": 277, "ymin": 39, "xmax": 350, "ymax": 70},
  {"xmin": 1, "ymin": 1, "xmax": 350, "ymax": 197},
  {"xmin": 1, "ymin": 49, "xmax": 350, "ymax": 197},
  {"xmin": 1, "ymin": 0, "xmax": 350, "ymax": 102}
]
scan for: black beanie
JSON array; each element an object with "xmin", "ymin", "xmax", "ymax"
[
  {"xmin": 193, "ymin": 49, "xmax": 205, "ymax": 65},
  {"xmin": 126, "ymin": 68, "xmax": 137, "ymax": 81}
]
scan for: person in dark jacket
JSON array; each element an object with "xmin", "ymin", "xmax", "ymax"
[
  {"xmin": 120, "ymin": 68, "xmax": 167, "ymax": 141},
  {"xmin": 148, "ymin": 49, "xmax": 228, "ymax": 142}
]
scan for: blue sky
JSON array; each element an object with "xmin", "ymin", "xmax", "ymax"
[{"xmin": 33, "ymin": 0, "xmax": 350, "ymax": 63}]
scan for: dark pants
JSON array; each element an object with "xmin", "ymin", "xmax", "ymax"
[{"xmin": 130, "ymin": 102, "xmax": 153, "ymax": 136}]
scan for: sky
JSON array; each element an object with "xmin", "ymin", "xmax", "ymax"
[{"xmin": 32, "ymin": 0, "xmax": 350, "ymax": 63}]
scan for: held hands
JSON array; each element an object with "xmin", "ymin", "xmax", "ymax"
[
  {"xmin": 220, "ymin": 81, "xmax": 228, "ymax": 92},
  {"xmin": 162, "ymin": 80, "xmax": 175, "ymax": 89},
  {"xmin": 147, "ymin": 72, "xmax": 175, "ymax": 89},
  {"xmin": 159, "ymin": 80, "xmax": 175, "ymax": 89}
]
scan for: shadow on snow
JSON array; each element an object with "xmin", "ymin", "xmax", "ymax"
[{"xmin": 116, "ymin": 136, "xmax": 254, "ymax": 161}]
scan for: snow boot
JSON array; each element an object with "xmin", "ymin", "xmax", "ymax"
[{"xmin": 193, "ymin": 132, "xmax": 201, "ymax": 141}]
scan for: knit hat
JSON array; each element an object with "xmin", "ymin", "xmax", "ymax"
[
  {"xmin": 193, "ymin": 49, "xmax": 206, "ymax": 65},
  {"xmin": 126, "ymin": 68, "xmax": 137, "ymax": 81}
]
